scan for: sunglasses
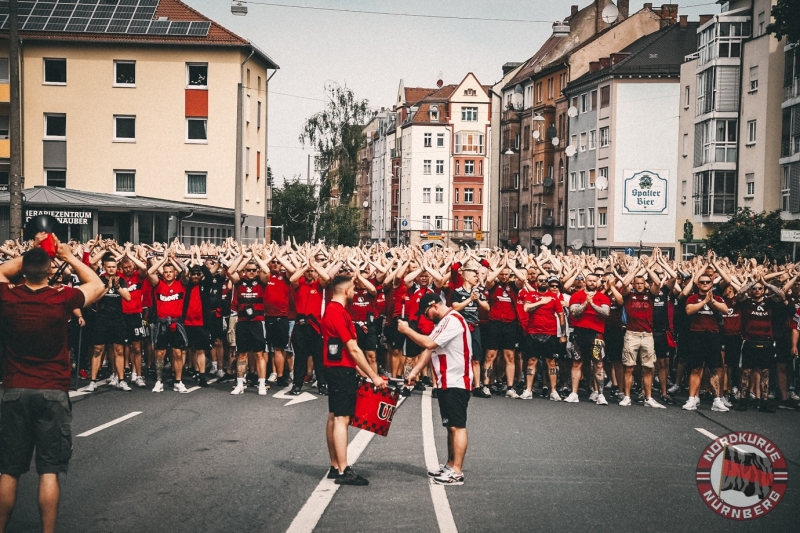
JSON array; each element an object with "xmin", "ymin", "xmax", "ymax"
[
  {"xmin": 190, "ymin": 272, "xmax": 202, "ymax": 276},
  {"xmin": 537, "ymin": 278, "xmax": 547, "ymax": 282},
  {"xmin": 269, "ymin": 260, "xmax": 279, "ymax": 264},
  {"xmin": 752, "ymin": 286, "xmax": 764, "ymax": 291},
  {"xmin": 245, "ymin": 268, "xmax": 258, "ymax": 272},
  {"xmin": 549, "ymin": 284, "xmax": 560, "ymax": 288},
  {"xmin": 697, "ymin": 280, "xmax": 712, "ymax": 284}
]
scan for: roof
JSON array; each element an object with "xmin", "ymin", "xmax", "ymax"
[
  {"xmin": 0, "ymin": 0, "xmax": 278, "ymax": 68},
  {"xmin": 565, "ymin": 22, "xmax": 700, "ymax": 92},
  {"xmin": 403, "ymin": 87, "xmax": 437, "ymax": 106},
  {"xmin": 0, "ymin": 186, "xmax": 234, "ymax": 217}
]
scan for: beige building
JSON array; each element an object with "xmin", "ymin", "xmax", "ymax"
[{"xmin": 0, "ymin": 0, "xmax": 278, "ymax": 243}]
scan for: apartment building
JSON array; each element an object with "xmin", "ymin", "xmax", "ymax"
[
  {"xmin": 0, "ymin": 0, "xmax": 277, "ymax": 243},
  {"xmin": 779, "ymin": 47, "xmax": 799, "ymax": 216}
]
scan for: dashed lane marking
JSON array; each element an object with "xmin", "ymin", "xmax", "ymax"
[
  {"xmin": 422, "ymin": 389, "xmax": 458, "ymax": 533},
  {"xmin": 694, "ymin": 427, "xmax": 719, "ymax": 441},
  {"xmin": 76, "ymin": 411, "xmax": 142, "ymax": 437}
]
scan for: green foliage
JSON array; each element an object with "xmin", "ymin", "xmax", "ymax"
[
  {"xmin": 702, "ymin": 208, "xmax": 800, "ymax": 263},
  {"xmin": 270, "ymin": 179, "xmax": 317, "ymax": 243},
  {"xmin": 767, "ymin": 0, "xmax": 800, "ymax": 44},
  {"xmin": 319, "ymin": 204, "xmax": 362, "ymax": 246}
]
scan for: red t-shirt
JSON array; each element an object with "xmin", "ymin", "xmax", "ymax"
[
  {"xmin": 120, "ymin": 271, "xmax": 146, "ymax": 315},
  {"xmin": 295, "ymin": 277, "xmax": 324, "ymax": 332},
  {"xmin": 154, "ymin": 279, "xmax": 186, "ymax": 320},
  {"xmin": 391, "ymin": 284, "xmax": 408, "ymax": 318},
  {"xmin": 740, "ymin": 298, "xmax": 775, "ymax": 340},
  {"xmin": 686, "ymin": 293, "xmax": 724, "ymax": 333},
  {"xmin": 322, "ymin": 300, "xmax": 358, "ymax": 368},
  {"xmin": 722, "ymin": 297, "xmax": 741, "ymax": 336},
  {"xmin": 623, "ymin": 292, "xmax": 654, "ymax": 333},
  {"xmin": 527, "ymin": 292, "xmax": 562, "ymax": 335},
  {"xmin": 0, "ymin": 283, "xmax": 85, "ymax": 392},
  {"xmin": 488, "ymin": 282, "xmax": 518, "ymax": 322},
  {"xmin": 517, "ymin": 288, "xmax": 534, "ymax": 331},
  {"xmin": 350, "ymin": 287, "xmax": 375, "ymax": 323},
  {"xmin": 184, "ymin": 284, "xmax": 204, "ymax": 327},
  {"xmin": 264, "ymin": 272, "xmax": 290, "ymax": 317},
  {"xmin": 570, "ymin": 290, "xmax": 611, "ymax": 334},
  {"xmin": 408, "ymin": 285, "xmax": 437, "ymax": 335}
]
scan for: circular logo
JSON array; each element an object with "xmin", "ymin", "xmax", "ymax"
[{"xmin": 696, "ymin": 432, "xmax": 787, "ymax": 520}]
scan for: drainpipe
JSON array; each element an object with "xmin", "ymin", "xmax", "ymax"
[{"xmin": 235, "ymin": 49, "xmax": 255, "ymax": 242}]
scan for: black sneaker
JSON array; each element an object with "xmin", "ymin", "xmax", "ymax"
[
  {"xmin": 327, "ymin": 467, "xmax": 339, "ymax": 479},
  {"xmin": 778, "ymin": 399, "xmax": 797, "ymax": 410},
  {"xmin": 288, "ymin": 385, "xmax": 303, "ymax": 396},
  {"xmin": 491, "ymin": 383, "xmax": 507, "ymax": 395},
  {"xmin": 472, "ymin": 387, "xmax": 491, "ymax": 398},
  {"xmin": 413, "ymin": 381, "xmax": 426, "ymax": 392},
  {"xmin": 317, "ymin": 384, "xmax": 329, "ymax": 396},
  {"xmin": 759, "ymin": 399, "xmax": 777, "ymax": 413},
  {"xmin": 276, "ymin": 376, "xmax": 289, "ymax": 387},
  {"xmin": 735, "ymin": 398, "xmax": 748, "ymax": 412},
  {"xmin": 198, "ymin": 376, "xmax": 209, "ymax": 387},
  {"xmin": 420, "ymin": 376, "xmax": 433, "ymax": 387},
  {"xmin": 660, "ymin": 393, "xmax": 675, "ymax": 405},
  {"xmin": 334, "ymin": 466, "xmax": 368, "ymax": 486},
  {"xmin": 431, "ymin": 388, "xmax": 439, "ymax": 399},
  {"xmin": 541, "ymin": 385, "xmax": 550, "ymax": 399},
  {"xmin": 401, "ymin": 387, "xmax": 412, "ymax": 397}
]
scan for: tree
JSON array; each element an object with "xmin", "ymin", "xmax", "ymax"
[
  {"xmin": 319, "ymin": 204, "xmax": 362, "ymax": 246},
  {"xmin": 767, "ymin": 0, "xmax": 800, "ymax": 44},
  {"xmin": 270, "ymin": 178, "xmax": 317, "ymax": 243},
  {"xmin": 299, "ymin": 83, "xmax": 374, "ymax": 241},
  {"xmin": 702, "ymin": 208, "xmax": 800, "ymax": 263}
]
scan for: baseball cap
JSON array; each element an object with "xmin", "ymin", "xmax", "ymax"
[{"xmin": 417, "ymin": 293, "xmax": 441, "ymax": 316}]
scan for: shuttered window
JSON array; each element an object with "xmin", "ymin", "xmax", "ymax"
[{"xmin": 715, "ymin": 66, "xmax": 740, "ymax": 112}]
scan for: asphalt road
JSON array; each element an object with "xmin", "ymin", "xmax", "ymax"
[{"xmin": 4, "ymin": 380, "xmax": 799, "ymax": 532}]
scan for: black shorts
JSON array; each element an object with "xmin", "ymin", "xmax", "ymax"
[
  {"xmin": 264, "ymin": 316, "xmax": 290, "ymax": 351},
  {"xmin": 185, "ymin": 326, "xmax": 211, "ymax": 351},
  {"xmin": 236, "ymin": 320, "xmax": 266, "ymax": 354},
  {"xmin": 437, "ymin": 388, "xmax": 470, "ymax": 428},
  {"xmin": 685, "ymin": 331, "xmax": 723, "ymax": 370},
  {"xmin": 0, "ymin": 388, "xmax": 72, "ymax": 476},
  {"xmin": 326, "ymin": 366, "xmax": 358, "ymax": 417},
  {"xmin": 775, "ymin": 336, "xmax": 793, "ymax": 365},
  {"xmin": 570, "ymin": 327, "xmax": 604, "ymax": 362},
  {"xmin": 484, "ymin": 320, "xmax": 520, "ymax": 351},
  {"xmin": 470, "ymin": 326, "xmax": 484, "ymax": 363},
  {"xmin": 292, "ymin": 322, "xmax": 322, "ymax": 358},
  {"xmin": 605, "ymin": 327, "xmax": 624, "ymax": 363},
  {"xmin": 153, "ymin": 323, "xmax": 188, "ymax": 350},
  {"xmin": 92, "ymin": 316, "xmax": 127, "ymax": 346},
  {"xmin": 721, "ymin": 335, "xmax": 743, "ymax": 366},
  {"xmin": 384, "ymin": 320, "xmax": 406, "ymax": 350},
  {"xmin": 653, "ymin": 331, "xmax": 671, "ymax": 360},
  {"xmin": 207, "ymin": 316, "xmax": 227, "ymax": 343},
  {"xmin": 741, "ymin": 339, "xmax": 775, "ymax": 369},
  {"xmin": 355, "ymin": 321, "xmax": 379, "ymax": 352},
  {"xmin": 523, "ymin": 334, "xmax": 561, "ymax": 360},
  {"xmin": 123, "ymin": 313, "xmax": 149, "ymax": 341}
]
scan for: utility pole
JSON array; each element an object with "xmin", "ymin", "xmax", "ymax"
[
  {"xmin": 9, "ymin": 0, "xmax": 23, "ymax": 239},
  {"xmin": 234, "ymin": 82, "xmax": 243, "ymax": 242}
]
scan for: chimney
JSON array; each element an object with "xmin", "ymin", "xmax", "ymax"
[
  {"xmin": 599, "ymin": 57, "xmax": 611, "ymax": 69},
  {"xmin": 644, "ymin": 3, "xmax": 652, "ymax": 10},
  {"xmin": 571, "ymin": 5, "xmax": 579, "ymax": 17},
  {"xmin": 699, "ymin": 14, "xmax": 713, "ymax": 25},
  {"xmin": 589, "ymin": 61, "xmax": 601, "ymax": 73},
  {"xmin": 611, "ymin": 53, "xmax": 628, "ymax": 65},
  {"xmin": 660, "ymin": 4, "xmax": 679, "ymax": 25},
  {"xmin": 618, "ymin": 0, "xmax": 629, "ymax": 19},
  {"xmin": 679, "ymin": 15, "xmax": 688, "ymax": 28}
]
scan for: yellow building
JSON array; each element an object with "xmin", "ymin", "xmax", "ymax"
[{"xmin": 0, "ymin": 0, "xmax": 278, "ymax": 243}]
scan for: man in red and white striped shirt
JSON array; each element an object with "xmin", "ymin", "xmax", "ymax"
[{"xmin": 399, "ymin": 293, "xmax": 472, "ymax": 486}]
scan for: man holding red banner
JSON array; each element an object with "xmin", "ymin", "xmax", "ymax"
[
  {"xmin": 322, "ymin": 275, "xmax": 386, "ymax": 486},
  {"xmin": 399, "ymin": 293, "xmax": 473, "ymax": 486}
]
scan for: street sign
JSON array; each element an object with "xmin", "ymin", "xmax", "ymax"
[
  {"xmin": 475, "ymin": 230, "xmax": 483, "ymax": 241},
  {"xmin": 781, "ymin": 229, "xmax": 800, "ymax": 242},
  {"xmin": 420, "ymin": 231, "xmax": 428, "ymax": 239},
  {"xmin": 625, "ymin": 247, "xmax": 635, "ymax": 257},
  {"xmin": 427, "ymin": 231, "xmax": 443, "ymax": 240},
  {"xmin": 401, "ymin": 219, "xmax": 408, "ymax": 228}
]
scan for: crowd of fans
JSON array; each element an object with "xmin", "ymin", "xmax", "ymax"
[{"xmin": 1, "ymin": 237, "xmax": 798, "ymax": 413}]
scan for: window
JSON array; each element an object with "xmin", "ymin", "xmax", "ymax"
[
  {"xmin": 514, "ymin": 173, "xmax": 520, "ymax": 189},
  {"xmin": 587, "ymin": 208, "xmax": 595, "ymax": 227},
  {"xmin": 186, "ymin": 172, "xmax": 207, "ymax": 197},
  {"xmin": 600, "ymin": 127, "xmax": 610, "ymax": 147},
  {"xmin": 749, "ymin": 66, "xmax": 758, "ymax": 91},
  {"xmin": 580, "ymin": 132, "xmax": 587, "ymax": 151},
  {"xmin": 464, "ymin": 216, "xmax": 474, "ymax": 231},
  {"xmin": 430, "ymin": 107, "xmax": 439, "ymax": 121},
  {"xmin": 683, "ymin": 133, "xmax": 689, "ymax": 157},
  {"xmin": 424, "ymin": 160, "xmax": 432, "ymax": 174},
  {"xmin": 523, "ymin": 165, "xmax": 530, "ymax": 189},
  {"xmin": 578, "ymin": 209, "xmax": 585, "ymax": 228},
  {"xmin": 523, "ymin": 125, "xmax": 530, "ymax": 150},
  {"xmin": 513, "ymin": 212, "xmax": 518, "ymax": 229},
  {"xmin": 684, "ymin": 85, "xmax": 690, "ymax": 108},
  {"xmin": 464, "ymin": 188, "xmax": 474, "ymax": 203},
  {"xmin": 114, "ymin": 115, "xmax": 136, "ymax": 141},
  {"xmin": 579, "ymin": 170, "xmax": 586, "ymax": 190},
  {"xmin": 693, "ymin": 170, "xmax": 736, "ymax": 216},
  {"xmin": 45, "ymin": 169, "xmax": 66, "ymax": 188},
  {"xmin": 436, "ymin": 160, "xmax": 444, "ymax": 174},
  {"xmin": 257, "ymin": 101, "xmax": 262, "ymax": 129},
  {"xmin": 0, "ymin": 58, "xmax": 8, "ymax": 83},
  {"xmin": 589, "ymin": 169, "xmax": 596, "ymax": 189},
  {"xmin": 454, "ymin": 133, "xmax": 484, "ymax": 154},
  {"xmin": 0, "ymin": 115, "xmax": 7, "ymax": 139},
  {"xmin": 246, "ymin": 95, "xmax": 250, "ymax": 123},
  {"xmin": 580, "ymin": 93, "xmax": 588, "ymax": 113},
  {"xmin": 479, "ymin": 189, "xmax": 482, "ymax": 204},
  {"xmin": 569, "ymin": 209, "xmax": 576, "ymax": 228},
  {"xmin": 455, "ymin": 161, "xmax": 460, "ymax": 175},
  {"xmin": 455, "ymin": 188, "xmax": 459, "ymax": 203},
  {"xmin": 569, "ymin": 172, "xmax": 577, "ymax": 191},
  {"xmin": 437, "ymin": 133, "xmax": 444, "ymax": 147},
  {"xmin": 424, "ymin": 133, "xmax": 432, "ymax": 147},
  {"xmin": 465, "ymin": 160, "xmax": 475, "ymax": 175},
  {"xmin": 571, "ymin": 96, "xmax": 578, "ymax": 110},
  {"xmin": 423, "ymin": 187, "xmax": 431, "ymax": 202},
  {"xmin": 745, "ymin": 174, "xmax": 755, "ymax": 197},
  {"xmin": 747, "ymin": 120, "xmax": 756, "ymax": 144},
  {"xmin": 114, "ymin": 61, "xmax": 135, "ymax": 86},
  {"xmin": 600, "ymin": 85, "xmax": 610, "ymax": 108},
  {"xmin": 435, "ymin": 187, "xmax": 443, "ymax": 203},
  {"xmin": 536, "ymin": 83, "xmax": 542, "ymax": 103},
  {"xmin": 547, "ymin": 78, "xmax": 554, "ymax": 99},
  {"xmin": 422, "ymin": 215, "xmax": 431, "ymax": 229},
  {"xmin": 782, "ymin": 166, "xmax": 791, "ymax": 211},
  {"xmin": 435, "ymin": 216, "xmax": 443, "ymax": 230},
  {"xmin": 588, "ymin": 130, "xmax": 596, "ymax": 150},
  {"xmin": 187, "ymin": 118, "xmax": 208, "ymax": 142},
  {"xmin": 44, "ymin": 114, "xmax": 66, "ymax": 138},
  {"xmin": 757, "ymin": 11, "xmax": 765, "ymax": 36},
  {"xmin": 591, "ymin": 90, "xmax": 597, "ymax": 111},
  {"xmin": 187, "ymin": 63, "xmax": 208, "ymax": 88},
  {"xmin": 461, "ymin": 107, "xmax": 478, "ymax": 121},
  {"xmin": 570, "ymin": 134, "xmax": 577, "ymax": 149},
  {"xmin": 44, "ymin": 58, "xmax": 66, "ymax": 84},
  {"xmin": 115, "ymin": 170, "xmax": 135, "ymax": 194},
  {"xmin": 599, "ymin": 167, "xmax": 608, "ymax": 189}
]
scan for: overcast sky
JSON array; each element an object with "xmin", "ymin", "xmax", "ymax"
[{"xmin": 185, "ymin": 0, "xmax": 721, "ymax": 184}]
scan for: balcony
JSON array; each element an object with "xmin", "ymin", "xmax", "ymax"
[{"xmin": 693, "ymin": 170, "xmax": 736, "ymax": 221}]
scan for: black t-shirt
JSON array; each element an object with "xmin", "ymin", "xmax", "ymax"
[
  {"xmin": 652, "ymin": 287, "xmax": 670, "ymax": 332},
  {"xmin": 673, "ymin": 294, "xmax": 689, "ymax": 335},
  {"xmin": 450, "ymin": 285, "xmax": 483, "ymax": 326},
  {"xmin": 96, "ymin": 274, "xmax": 127, "ymax": 319}
]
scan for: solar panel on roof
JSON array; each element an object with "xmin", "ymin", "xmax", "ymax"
[
  {"xmin": 187, "ymin": 21, "xmax": 210, "ymax": 36},
  {"xmin": 166, "ymin": 20, "xmax": 188, "ymax": 35},
  {"xmin": 147, "ymin": 19, "xmax": 168, "ymax": 34},
  {"xmin": 112, "ymin": 6, "xmax": 134, "ymax": 18},
  {"xmin": 118, "ymin": 0, "xmax": 137, "ymax": 6},
  {"xmin": 53, "ymin": 5, "xmax": 75, "ymax": 17},
  {"xmin": 25, "ymin": 18, "xmax": 47, "ymax": 30},
  {"xmin": 127, "ymin": 19, "xmax": 148, "ymax": 33},
  {"xmin": 106, "ymin": 19, "xmax": 129, "ymax": 32},
  {"xmin": 45, "ymin": 16, "xmax": 69, "ymax": 30},
  {"xmin": 85, "ymin": 18, "xmax": 108, "ymax": 32},
  {"xmin": 65, "ymin": 17, "xmax": 88, "ymax": 31}
]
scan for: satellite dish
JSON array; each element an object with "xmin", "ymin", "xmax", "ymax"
[
  {"xmin": 362, "ymin": 201, "xmax": 369, "ymax": 208},
  {"xmin": 601, "ymin": 4, "xmax": 619, "ymax": 24},
  {"xmin": 551, "ymin": 137, "xmax": 560, "ymax": 146},
  {"xmin": 565, "ymin": 145, "xmax": 577, "ymax": 157},
  {"xmin": 567, "ymin": 106, "xmax": 578, "ymax": 118},
  {"xmin": 514, "ymin": 84, "xmax": 524, "ymax": 94},
  {"xmin": 532, "ymin": 130, "xmax": 540, "ymax": 140},
  {"xmin": 543, "ymin": 216, "xmax": 554, "ymax": 227},
  {"xmin": 596, "ymin": 176, "xmax": 609, "ymax": 190},
  {"xmin": 545, "ymin": 126, "xmax": 557, "ymax": 139},
  {"xmin": 543, "ymin": 176, "xmax": 554, "ymax": 187},
  {"xmin": 571, "ymin": 239, "xmax": 584, "ymax": 250},
  {"xmin": 541, "ymin": 234, "xmax": 553, "ymax": 246}
]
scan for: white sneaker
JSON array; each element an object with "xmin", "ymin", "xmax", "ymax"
[
  {"xmin": 258, "ymin": 384, "xmax": 268, "ymax": 396},
  {"xmin": 152, "ymin": 380, "xmax": 164, "ymax": 393},
  {"xmin": 604, "ymin": 381, "xmax": 612, "ymax": 389},
  {"xmin": 596, "ymin": 394, "xmax": 608, "ymax": 405},
  {"xmin": 619, "ymin": 396, "xmax": 631, "ymax": 406},
  {"xmin": 86, "ymin": 381, "xmax": 98, "ymax": 392},
  {"xmin": 135, "ymin": 376, "xmax": 146, "ymax": 388},
  {"xmin": 519, "ymin": 390, "xmax": 533, "ymax": 400},
  {"xmin": 644, "ymin": 397, "xmax": 665, "ymax": 409},
  {"xmin": 589, "ymin": 391, "xmax": 599, "ymax": 402},
  {"xmin": 108, "ymin": 374, "xmax": 119, "ymax": 387},
  {"xmin": 216, "ymin": 369, "xmax": 226, "ymax": 378},
  {"xmin": 668, "ymin": 384, "xmax": 680, "ymax": 394},
  {"xmin": 732, "ymin": 386, "xmax": 739, "ymax": 396},
  {"xmin": 117, "ymin": 380, "xmax": 131, "ymax": 391},
  {"xmin": 174, "ymin": 382, "xmax": 189, "ymax": 393},
  {"xmin": 549, "ymin": 390, "xmax": 562, "ymax": 402},
  {"xmin": 790, "ymin": 391, "xmax": 800, "ymax": 401},
  {"xmin": 267, "ymin": 372, "xmax": 278, "ymax": 383},
  {"xmin": 721, "ymin": 395, "xmax": 733, "ymax": 408},
  {"xmin": 682, "ymin": 397, "xmax": 698, "ymax": 411},
  {"xmin": 712, "ymin": 397, "xmax": 730, "ymax": 412},
  {"xmin": 564, "ymin": 392, "xmax": 579, "ymax": 403},
  {"xmin": 231, "ymin": 383, "xmax": 245, "ymax": 395},
  {"xmin": 506, "ymin": 388, "xmax": 519, "ymax": 399}
]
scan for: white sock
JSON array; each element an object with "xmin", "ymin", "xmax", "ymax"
[
  {"xmin": 259, "ymin": 378, "xmax": 266, "ymax": 386},
  {"xmin": 131, "ymin": 372, "xmax": 137, "ymax": 380},
  {"xmin": 211, "ymin": 362, "xmax": 218, "ymax": 371},
  {"xmin": 237, "ymin": 377, "xmax": 245, "ymax": 386}
]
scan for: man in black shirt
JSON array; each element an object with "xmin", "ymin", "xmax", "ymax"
[{"xmin": 449, "ymin": 261, "xmax": 489, "ymax": 395}]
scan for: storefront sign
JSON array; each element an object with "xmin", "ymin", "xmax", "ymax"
[
  {"xmin": 25, "ymin": 210, "xmax": 92, "ymax": 225},
  {"xmin": 623, "ymin": 170, "xmax": 668, "ymax": 214}
]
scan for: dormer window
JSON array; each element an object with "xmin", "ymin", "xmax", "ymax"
[
  {"xmin": 464, "ymin": 88, "xmax": 476, "ymax": 96},
  {"xmin": 430, "ymin": 105, "xmax": 439, "ymax": 121}
]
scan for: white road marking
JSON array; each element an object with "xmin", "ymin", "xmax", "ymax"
[
  {"xmin": 273, "ymin": 385, "xmax": 318, "ymax": 406},
  {"xmin": 207, "ymin": 377, "xmax": 220, "ymax": 384},
  {"xmin": 695, "ymin": 427, "xmax": 719, "ymax": 441},
  {"xmin": 76, "ymin": 411, "xmax": 142, "ymax": 437},
  {"xmin": 286, "ymin": 396, "xmax": 406, "ymax": 533},
  {"xmin": 69, "ymin": 378, "xmax": 112, "ymax": 398},
  {"xmin": 184, "ymin": 386, "xmax": 201, "ymax": 393},
  {"xmin": 422, "ymin": 390, "xmax": 458, "ymax": 533}
]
